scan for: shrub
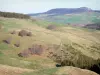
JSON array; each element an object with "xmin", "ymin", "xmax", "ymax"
[
  {"xmin": 18, "ymin": 44, "xmax": 44, "ymax": 57},
  {"xmin": 10, "ymin": 30, "xmax": 16, "ymax": 34},
  {"xmin": 27, "ymin": 32, "xmax": 32, "ymax": 36},
  {"xmin": 18, "ymin": 30, "xmax": 28, "ymax": 37},
  {"xmin": 18, "ymin": 49, "xmax": 30, "ymax": 57},
  {"xmin": 29, "ymin": 44, "xmax": 44, "ymax": 55},
  {"xmin": 48, "ymin": 43, "xmax": 100, "ymax": 74},
  {"xmin": 0, "ymin": 11, "xmax": 30, "ymax": 19},
  {"xmin": 14, "ymin": 42, "xmax": 20, "ymax": 47},
  {"xmin": 89, "ymin": 59, "xmax": 100, "ymax": 74},
  {"xmin": 18, "ymin": 30, "xmax": 32, "ymax": 37},
  {"xmin": 3, "ymin": 37, "xmax": 12, "ymax": 44},
  {"xmin": 46, "ymin": 25, "xmax": 57, "ymax": 30}
]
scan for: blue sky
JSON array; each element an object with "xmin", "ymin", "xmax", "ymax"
[{"xmin": 0, "ymin": 0, "xmax": 99, "ymax": 14}]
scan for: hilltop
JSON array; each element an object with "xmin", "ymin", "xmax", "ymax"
[
  {"xmin": 29, "ymin": 7, "xmax": 100, "ymax": 28},
  {"xmin": 29, "ymin": 7, "xmax": 92, "ymax": 15}
]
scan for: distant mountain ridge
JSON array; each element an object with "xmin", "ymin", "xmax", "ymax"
[
  {"xmin": 29, "ymin": 7, "xmax": 98, "ymax": 16},
  {"xmin": 44, "ymin": 7, "xmax": 92, "ymax": 14},
  {"xmin": 29, "ymin": 7, "xmax": 100, "ymax": 28}
]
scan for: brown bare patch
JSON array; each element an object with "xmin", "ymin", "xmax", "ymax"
[{"xmin": 0, "ymin": 64, "xmax": 33, "ymax": 75}]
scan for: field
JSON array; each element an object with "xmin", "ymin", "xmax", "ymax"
[
  {"xmin": 0, "ymin": 17, "xmax": 100, "ymax": 75},
  {"xmin": 32, "ymin": 12, "xmax": 100, "ymax": 24}
]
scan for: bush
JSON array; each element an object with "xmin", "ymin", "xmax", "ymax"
[
  {"xmin": 48, "ymin": 44, "xmax": 100, "ymax": 74},
  {"xmin": 46, "ymin": 25, "xmax": 57, "ymax": 30},
  {"xmin": 14, "ymin": 42, "xmax": 20, "ymax": 47},
  {"xmin": 10, "ymin": 30, "xmax": 16, "ymax": 34},
  {"xmin": 89, "ymin": 59, "xmax": 100, "ymax": 74},
  {"xmin": 18, "ymin": 30, "xmax": 28, "ymax": 37},
  {"xmin": 27, "ymin": 32, "xmax": 32, "ymax": 36},
  {"xmin": 18, "ymin": 44, "xmax": 44, "ymax": 57},
  {"xmin": 18, "ymin": 49, "xmax": 30, "ymax": 57},
  {"xmin": 18, "ymin": 30, "xmax": 32, "ymax": 37},
  {"xmin": 29, "ymin": 44, "xmax": 44, "ymax": 55},
  {"xmin": 3, "ymin": 37, "xmax": 12, "ymax": 44},
  {"xmin": 0, "ymin": 11, "xmax": 30, "ymax": 19}
]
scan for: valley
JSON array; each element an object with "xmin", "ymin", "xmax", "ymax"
[{"xmin": 0, "ymin": 7, "xmax": 100, "ymax": 75}]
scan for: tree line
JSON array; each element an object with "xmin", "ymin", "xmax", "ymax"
[{"xmin": 0, "ymin": 11, "xmax": 30, "ymax": 19}]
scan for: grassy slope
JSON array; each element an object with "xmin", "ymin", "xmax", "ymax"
[
  {"xmin": 0, "ymin": 17, "xmax": 100, "ymax": 75},
  {"xmin": 33, "ymin": 12, "xmax": 100, "ymax": 24},
  {"xmin": 21, "ymin": 66, "xmax": 98, "ymax": 75}
]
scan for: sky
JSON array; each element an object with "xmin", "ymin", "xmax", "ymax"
[{"xmin": 0, "ymin": 0, "xmax": 99, "ymax": 14}]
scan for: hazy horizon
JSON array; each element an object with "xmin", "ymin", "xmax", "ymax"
[{"xmin": 0, "ymin": 0, "xmax": 99, "ymax": 14}]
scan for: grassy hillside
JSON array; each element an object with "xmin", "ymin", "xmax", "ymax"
[
  {"xmin": 32, "ymin": 12, "xmax": 100, "ymax": 24},
  {"xmin": 0, "ymin": 17, "xmax": 100, "ymax": 75}
]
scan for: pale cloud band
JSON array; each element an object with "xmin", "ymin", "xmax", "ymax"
[{"xmin": 0, "ymin": 0, "xmax": 99, "ymax": 14}]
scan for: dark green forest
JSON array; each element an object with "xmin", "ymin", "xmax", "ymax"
[{"xmin": 0, "ymin": 11, "xmax": 30, "ymax": 19}]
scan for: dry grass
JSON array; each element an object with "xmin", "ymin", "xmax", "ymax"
[
  {"xmin": 0, "ymin": 17, "xmax": 100, "ymax": 74},
  {"xmin": 56, "ymin": 66, "xmax": 99, "ymax": 75},
  {"xmin": 0, "ymin": 64, "xmax": 33, "ymax": 75}
]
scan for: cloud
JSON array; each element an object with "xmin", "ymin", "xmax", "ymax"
[{"xmin": 0, "ymin": 0, "xmax": 99, "ymax": 13}]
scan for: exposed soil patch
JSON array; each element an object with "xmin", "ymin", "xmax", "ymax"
[{"xmin": 0, "ymin": 64, "xmax": 33, "ymax": 75}]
